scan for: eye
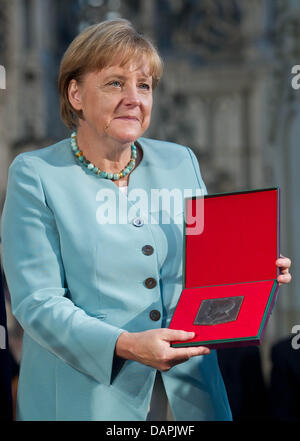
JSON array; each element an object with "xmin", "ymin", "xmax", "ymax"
[
  {"xmin": 139, "ymin": 83, "xmax": 151, "ymax": 91},
  {"xmin": 108, "ymin": 80, "xmax": 122, "ymax": 87}
]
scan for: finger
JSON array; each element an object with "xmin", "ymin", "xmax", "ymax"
[
  {"xmin": 158, "ymin": 345, "xmax": 210, "ymax": 371},
  {"xmin": 275, "ymin": 260, "xmax": 291, "ymax": 270},
  {"xmin": 277, "ymin": 273, "xmax": 292, "ymax": 284},
  {"xmin": 161, "ymin": 329, "xmax": 196, "ymax": 342},
  {"xmin": 187, "ymin": 346, "xmax": 211, "ymax": 357},
  {"xmin": 170, "ymin": 346, "xmax": 210, "ymax": 362},
  {"xmin": 276, "ymin": 257, "xmax": 291, "ymax": 268}
]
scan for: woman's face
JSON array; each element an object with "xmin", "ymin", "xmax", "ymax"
[{"xmin": 68, "ymin": 60, "xmax": 153, "ymax": 145}]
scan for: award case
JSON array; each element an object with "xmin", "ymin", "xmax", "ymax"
[{"xmin": 169, "ymin": 188, "xmax": 280, "ymax": 348}]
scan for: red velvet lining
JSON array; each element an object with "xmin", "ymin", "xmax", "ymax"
[
  {"xmin": 185, "ymin": 190, "xmax": 278, "ymax": 288},
  {"xmin": 169, "ymin": 280, "xmax": 275, "ymax": 343}
]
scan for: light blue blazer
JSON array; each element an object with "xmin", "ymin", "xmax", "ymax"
[{"xmin": 1, "ymin": 136, "xmax": 232, "ymax": 421}]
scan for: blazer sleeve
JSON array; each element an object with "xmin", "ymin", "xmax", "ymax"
[
  {"xmin": 186, "ymin": 147, "xmax": 208, "ymax": 195},
  {"xmin": 0, "ymin": 155, "xmax": 125, "ymax": 386}
]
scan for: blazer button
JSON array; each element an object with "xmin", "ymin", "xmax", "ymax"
[
  {"xmin": 144, "ymin": 277, "xmax": 157, "ymax": 289},
  {"xmin": 142, "ymin": 245, "xmax": 154, "ymax": 256},
  {"xmin": 132, "ymin": 217, "xmax": 144, "ymax": 227},
  {"xmin": 149, "ymin": 310, "xmax": 161, "ymax": 321}
]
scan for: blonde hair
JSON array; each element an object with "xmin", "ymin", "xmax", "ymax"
[{"xmin": 58, "ymin": 19, "xmax": 163, "ymax": 130}]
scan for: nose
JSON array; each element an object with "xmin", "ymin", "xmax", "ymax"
[{"xmin": 123, "ymin": 84, "xmax": 141, "ymax": 106}]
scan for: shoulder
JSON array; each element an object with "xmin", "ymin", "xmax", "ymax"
[
  {"xmin": 8, "ymin": 138, "xmax": 71, "ymax": 172},
  {"xmin": 138, "ymin": 137, "xmax": 199, "ymax": 167},
  {"xmin": 138, "ymin": 137, "xmax": 207, "ymax": 193},
  {"xmin": 138, "ymin": 136, "xmax": 193, "ymax": 158}
]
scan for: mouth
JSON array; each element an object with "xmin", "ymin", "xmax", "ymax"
[{"xmin": 114, "ymin": 116, "xmax": 140, "ymax": 122}]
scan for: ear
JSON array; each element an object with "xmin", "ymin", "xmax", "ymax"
[{"xmin": 68, "ymin": 79, "xmax": 83, "ymax": 111}]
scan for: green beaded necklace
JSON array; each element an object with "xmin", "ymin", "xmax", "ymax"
[{"xmin": 70, "ymin": 131, "xmax": 137, "ymax": 181}]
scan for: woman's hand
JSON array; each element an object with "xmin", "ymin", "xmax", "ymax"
[
  {"xmin": 115, "ymin": 328, "xmax": 210, "ymax": 371},
  {"xmin": 276, "ymin": 254, "xmax": 292, "ymax": 285}
]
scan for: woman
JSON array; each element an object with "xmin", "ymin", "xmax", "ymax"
[{"xmin": 1, "ymin": 19, "xmax": 291, "ymax": 421}]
